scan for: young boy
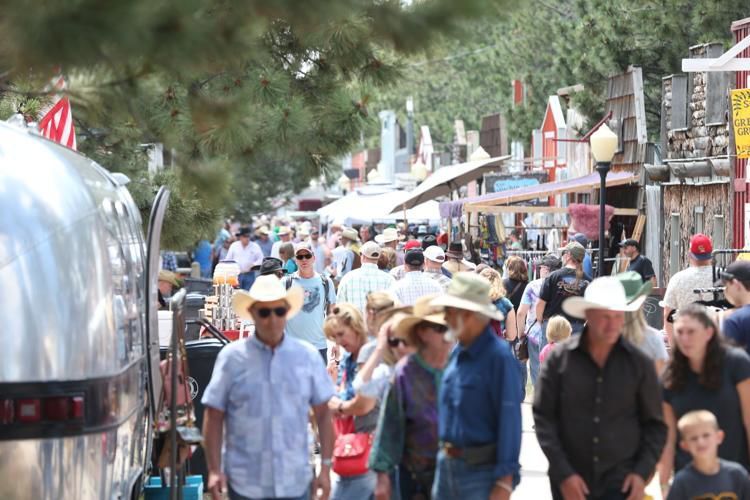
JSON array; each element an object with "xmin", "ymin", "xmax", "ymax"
[{"xmin": 667, "ymin": 410, "xmax": 750, "ymax": 499}]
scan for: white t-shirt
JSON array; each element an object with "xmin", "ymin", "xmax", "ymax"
[
  {"xmin": 225, "ymin": 240, "xmax": 263, "ymax": 273},
  {"xmin": 663, "ymin": 265, "xmax": 715, "ymax": 310},
  {"xmin": 635, "ymin": 326, "xmax": 669, "ymax": 363}
]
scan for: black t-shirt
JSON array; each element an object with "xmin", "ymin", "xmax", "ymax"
[
  {"xmin": 539, "ymin": 267, "xmax": 592, "ymax": 321},
  {"xmin": 663, "ymin": 347, "xmax": 750, "ymax": 472},
  {"xmin": 627, "ymin": 254, "xmax": 655, "ymax": 282},
  {"xmin": 503, "ymin": 278, "xmax": 527, "ymax": 311}
]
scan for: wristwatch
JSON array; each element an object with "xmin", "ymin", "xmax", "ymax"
[{"xmin": 321, "ymin": 458, "xmax": 333, "ymax": 467}]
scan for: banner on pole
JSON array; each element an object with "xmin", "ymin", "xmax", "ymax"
[{"xmin": 731, "ymin": 88, "xmax": 750, "ymax": 159}]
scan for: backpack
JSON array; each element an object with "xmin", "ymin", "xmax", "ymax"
[{"xmin": 284, "ymin": 272, "xmax": 332, "ymax": 313}]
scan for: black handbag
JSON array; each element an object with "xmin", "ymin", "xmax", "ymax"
[{"xmin": 512, "ymin": 319, "xmax": 535, "ymax": 361}]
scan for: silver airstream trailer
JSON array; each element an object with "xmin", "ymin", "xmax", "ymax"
[{"xmin": 0, "ymin": 122, "xmax": 168, "ymax": 499}]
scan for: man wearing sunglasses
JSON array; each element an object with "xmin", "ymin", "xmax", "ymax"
[
  {"xmin": 718, "ymin": 261, "xmax": 750, "ymax": 354},
  {"xmin": 284, "ymin": 242, "xmax": 337, "ymax": 364},
  {"xmin": 202, "ymin": 275, "xmax": 336, "ymax": 500}
]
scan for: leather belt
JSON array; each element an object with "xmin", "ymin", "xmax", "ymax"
[{"xmin": 440, "ymin": 442, "xmax": 496, "ymax": 465}]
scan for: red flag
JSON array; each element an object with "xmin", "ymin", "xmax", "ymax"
[{"xmin": 38, "ymin": 96, "xmax": 77, "ymax": 150}]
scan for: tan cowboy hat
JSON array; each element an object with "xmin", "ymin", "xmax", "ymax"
[
  {"xmin": 232, "ymin": 275, "xmax": 304, "ymax": 320},
  {"xmin": 562, "ymin": 276, "xmax": 647, "ymax": 320},
  {"xmin": 158, "ymin": 269, "xmax": 181, "ymax": 288},
  {"xmin": 277, "ymin": 226, "xmax": 292, "ymax": 236},
  {"xmin": 430, "ymin": 272, "xmax": 503, "ymax": 321},
  {"xmin": 375, "ymin": 227, "xmax": 403, "ymax": 244},
  {"xmin": 256, "ymin": 225, "xmax": 270, "ymax": 236},
  {"xmin": 394, "ymin": 295, "xmax": 447, "ymax": 344},
  {"xmin": 341, "ymin": 227, "xmax": 360, "ymax": 242}
]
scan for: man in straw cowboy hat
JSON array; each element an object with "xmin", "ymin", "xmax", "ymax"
[
  {"xmin": 330, "ymin": 227, "xmax": 360, "ymax": 282},
  {"xmin": 202, "ymin": 275, "xmax": 335, "ymax": 500},
  {"xmin": 375, "ymin": 227, "xmax": 405, "ymax": 266},
  {"xmin": 370, "ymin": 295, "xmax": 453, "ymax": 500},
  {"xmin": 427, "ymin": 272, "xmax": 522, "ymax": 499},
  {"xmin": 533, "ymin": 276, "xmax": 666, "ymax": 500}
]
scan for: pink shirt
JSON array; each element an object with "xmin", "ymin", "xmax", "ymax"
[{"xmin": 539, "ymin": 342, "xmax": 557, "ymax": 365}]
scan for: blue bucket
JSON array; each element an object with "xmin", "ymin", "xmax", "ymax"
[{"xmin": 144, "ymin": 475, "xmax": 204, "ymax": 500}]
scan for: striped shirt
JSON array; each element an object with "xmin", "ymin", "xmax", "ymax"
[
  {"xmin": 425, "ymin": 269, "xmax": 451, "ymax": 291},
  {"xmin": 337, "ymin": 263, "xmax": 396, "ymax": 314},
  {"xmin": 388, "ymin": 271, "xmax": 444, "ymax": 306}
]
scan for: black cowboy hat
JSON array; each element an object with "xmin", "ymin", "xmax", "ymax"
[{"xmin": 251, "ymin": 257, "xmax": 287, "ymax": 276}]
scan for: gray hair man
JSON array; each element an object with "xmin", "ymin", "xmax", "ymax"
[{"xmin": 428, "ymin": 272, "xmax": 523, "ymax": 499}]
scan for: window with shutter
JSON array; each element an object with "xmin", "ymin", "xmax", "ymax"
[
  {"xmin": 671, "ymin": 75, "xmax": 689, "ymax": 131},
  {"xmin": 713, "ymin": 214, "xmax": 725, "ymax": 251}
]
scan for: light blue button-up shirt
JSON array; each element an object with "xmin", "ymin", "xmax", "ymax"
[{"xmin": 202, "ymin": 334, "xmax": 335, "ymax": 498}]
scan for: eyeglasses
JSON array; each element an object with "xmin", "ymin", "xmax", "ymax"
[
  {"xmin": 256, "ymin": 306, "xmax": 288, "ymax": 318},
  {"xmin": 430, "ymin": 324, "xmax": 448, "ymax": 333},
  {"xmin": 296, "ymin": 253, "xmax": 313, "ymax": 260},
  {"xmin": 387, "ymin": 337, "xmax": 407, "ymax": 348}
]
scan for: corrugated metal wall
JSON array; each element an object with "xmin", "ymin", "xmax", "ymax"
[{"xmin": 733, "ymin": 18, "xmax": 750, "ymax": 248}]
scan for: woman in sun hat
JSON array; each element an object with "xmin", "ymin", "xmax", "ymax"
[
  {"xmin": 370, "ymin": 295, "xmax": 454, "ymax": 500},
  {"xmin": 616, "ymin": 271, "xmax": 668, "ymax": 374}
]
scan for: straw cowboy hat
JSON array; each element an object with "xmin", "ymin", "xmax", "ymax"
[
  {"xmin": 562, "ymin": 276, "xmax": 647, "ymax": 320},
  {"xmin": 394, "ymin": 294, "xmax": 447, "ymax": 345},
  {"xmin": 277, "ymin": 226, "xmax": 292, "ymax": 236},
  {"xmin": 341, "ymin": 227, "xmax": 360, "ymax": 243},
  {"xmin": 232, "ymin": 275, "xmax": 304, "ymax": 320},
  {"xmin": 430, "ymin": 272, "xmax": 504, "ymax": 321},
  {"xmin": 375, "ymin": 227, "xmax": 403, "ymax": 244},
  {"xmin": 158, "ymin": 270, "xmax": 181, "ymax": 288}
]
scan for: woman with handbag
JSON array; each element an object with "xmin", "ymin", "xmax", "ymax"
[
  {"xmin": 324, "ymin": 303, "xmax": 381, "ymax": 500},
  {"xmin": 370, "ymin": 295, "xmax": 453, "ymax": 500}
]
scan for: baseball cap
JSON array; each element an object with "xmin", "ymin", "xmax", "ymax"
[
  {"xmin": 424, "ymin": 245, "xmax": 446, "ymax": 263},
  {"xmin": 294, "ymin": 242, "xmax": 313, "ymax": 256},
  {"xmin": 360, "ymin": 241, "xmax": 381, "ymax": 259},
  {"xmin": 619, "ymin": 238, "xmax": 640, "ymax": 250},
  {"xmin": 564, "ymin": 241, "xmax": 586, "ymax": 262},
  {"xmin": 571, "ymin": 233, "xmax": 589, "ymax": 246},
  {"xmin": 716, "ymin": 261, "xmax": 750, "ymax": 285},
  {"xmin": 405, "ymin": 248, "xmax": 425, "ymax": 267},
  {"xmin": 541, "ymin": 254, "xmax": 562, "ymax": 271},
  {"xmin": 421, "ymin": 234, "xmax": 437, "ymax": 250},
  {"xmin": 404, "ymin": 240, "xmax": 422, "ymax": 251},
  {"xmin": 689, "ymin": 233, "xmax": 713, "ymax": 261}
]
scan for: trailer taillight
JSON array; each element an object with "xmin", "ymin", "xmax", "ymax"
[{"xmin": 0, "ymin": 396, "xmax": 85, "ymax": 425}]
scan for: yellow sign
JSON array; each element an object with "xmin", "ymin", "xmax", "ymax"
[{"xmin": 732, "ymin": 88, "xmax": 750, "ymax": 159}]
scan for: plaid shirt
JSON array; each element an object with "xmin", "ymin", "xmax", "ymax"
[
  {"xmin": 388, "ymin": 271, "xmax": 444, "ymax": 306},
  {"xmin": 337, "ymin": 263, "xmax": 396, "ymax": 314},
  {"xmin": 425, "ymin": 268, "xmax": 451, "ymax": 291}
]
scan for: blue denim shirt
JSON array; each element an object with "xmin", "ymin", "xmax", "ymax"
[{"xmin": 438, "ymin": 327, "xmax": 523, "ymax": 484}]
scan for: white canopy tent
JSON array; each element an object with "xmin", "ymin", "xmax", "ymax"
[{"xmin": 318, "ymin": 188, "xmax": 440, "ymax": 226}]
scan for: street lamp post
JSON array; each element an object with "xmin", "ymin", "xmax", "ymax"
[{"xmin": 589, "ymin": 124, "xmax": 618, "ymax": 277}]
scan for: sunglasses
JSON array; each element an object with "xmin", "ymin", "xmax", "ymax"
[
  {"xmin": 295, "ymin": 253, "xmax": 313, "ymax": 260},
  {"xmin": 388, "ymin": 337, "xmax": 407, "ymax": 348},
  {"xmin": 256, "ymin": 306, "xmax": 288, "ymax": 318}
]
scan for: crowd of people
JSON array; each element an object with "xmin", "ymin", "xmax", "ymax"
[{"xmin": 195, "ymin": 219, "xmax": 750, "ymax": 500}]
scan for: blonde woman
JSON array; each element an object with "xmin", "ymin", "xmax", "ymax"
[
  {"xmin": 324, "ymin": 304, "xmax": 380, "ymax": 499},
  {"xmin": 616, "ymin": 272, "xmax": 669, "ymax": 374},
  {"xmin": 480, "ymin": 266, "xmax": 527, "ymax": 398}
]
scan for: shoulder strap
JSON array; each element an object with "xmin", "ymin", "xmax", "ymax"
[
  {"xmin": 284, "ymin": 272, "xmax": 297, "ymax": 290},
  {"xmin": 321, "ymin": 275, "xmax": 331, "ymax": 313}
]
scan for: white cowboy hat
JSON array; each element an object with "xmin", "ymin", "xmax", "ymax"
[
  {"xmin": 562, "ymin": 276, "xmax": 647, "ymax": 320},
  {"xmin": 430, "ymin": 272, "xmax": 503, "ymax": 321},
  {"xmin": 232, "ymin": 275, "xmax": 304, "ymax": 320},
  {"xmin": 375, "ymin": 227, "xmax": 403, "ymax": 244}
]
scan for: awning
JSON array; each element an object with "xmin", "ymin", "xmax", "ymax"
[
  {"xmin": 459, "ymin": 170, "xmax": 636, "ymax": 212},
  {"xmin": 387, "ymin": 155, "xmax": 510, "ymax": 214}
]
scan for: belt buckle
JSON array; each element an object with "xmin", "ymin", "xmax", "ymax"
[{"xmin": 443, "ymin": 442, "xmax": 462, "ymax": 458}]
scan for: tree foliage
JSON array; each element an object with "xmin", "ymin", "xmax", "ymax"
[
  {"xmin": 0, "ymin": 0, "xmax": 515, "ymax": 248},
  {"xmin": 370, "ymin": 0, "xmax": 747, "ymax": 149}
]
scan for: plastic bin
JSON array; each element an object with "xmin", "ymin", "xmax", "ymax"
[{"xmin": 144, "ymin": 475, "xmax": 203, "ymax": 500}]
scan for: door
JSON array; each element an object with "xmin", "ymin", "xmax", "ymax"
[{"xmin": 144, "ymin": 186, "xmax": 170, "ymax": 413}]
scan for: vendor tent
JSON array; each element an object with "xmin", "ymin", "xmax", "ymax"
[{"xmin": 388, "ymin": 155, "xmax": 510, "ymax": 213}]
